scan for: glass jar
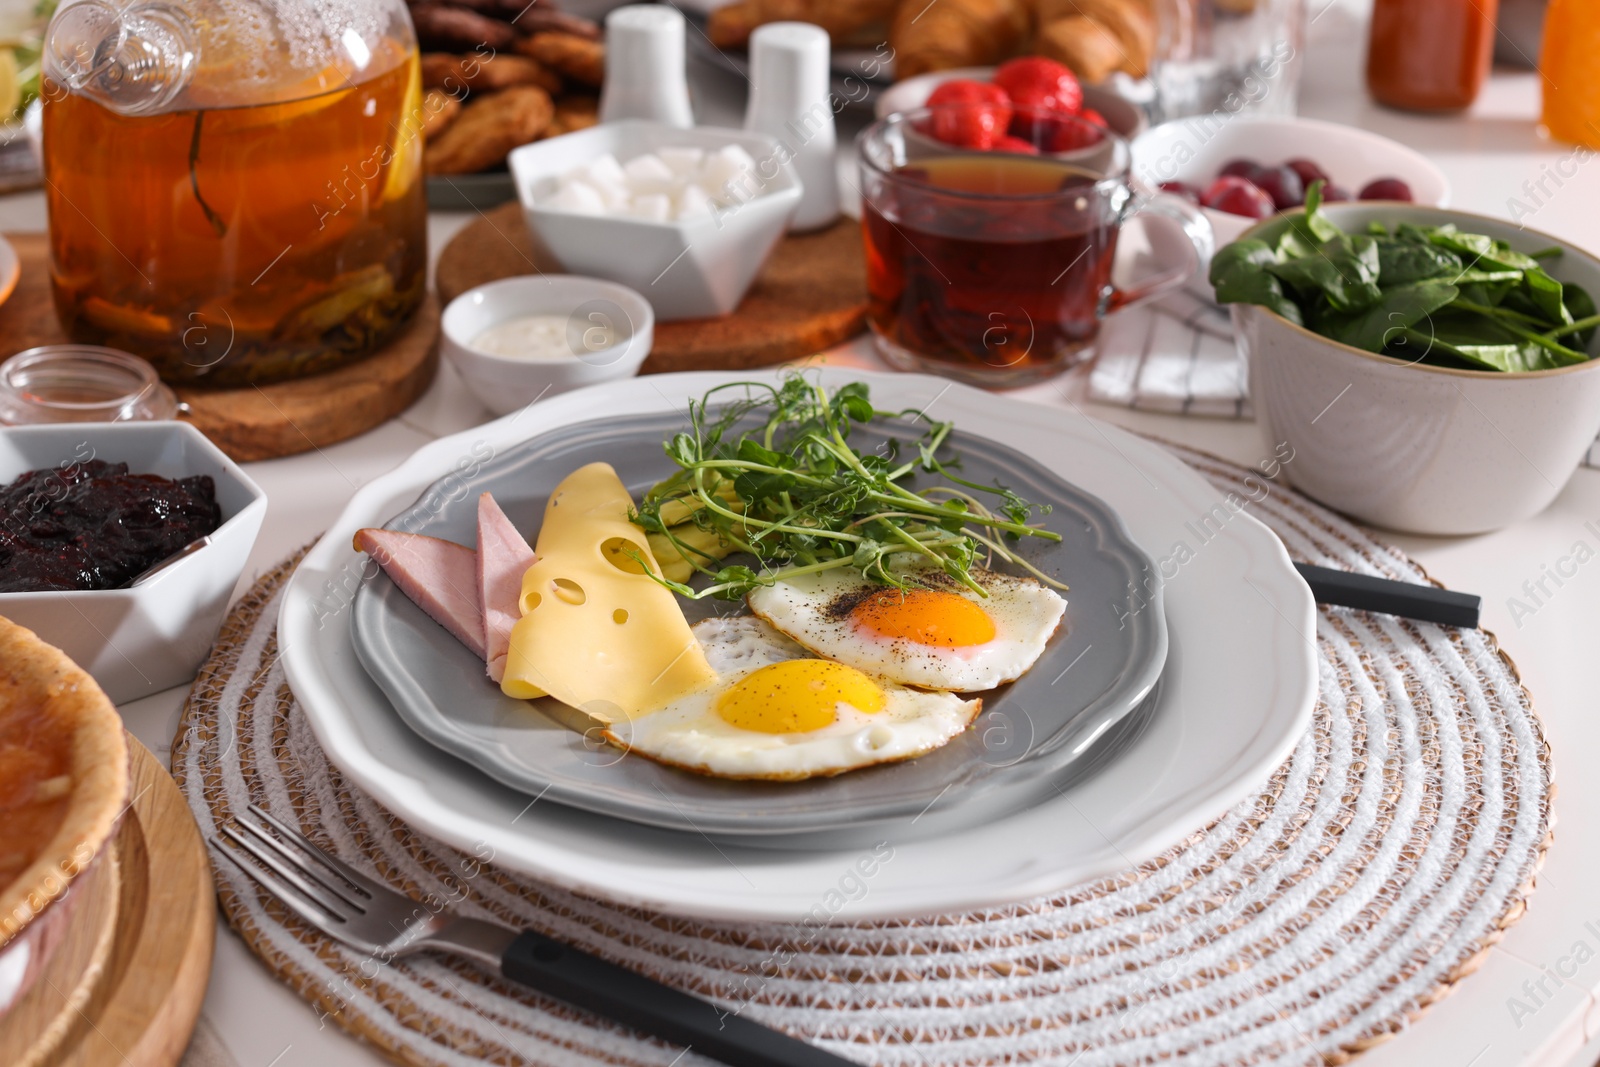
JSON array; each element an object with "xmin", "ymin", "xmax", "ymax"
[
  {"xmin": 1150, "ymin": 0, "xmax": 1305, "ymax": 122},
  {"xmin": 41, "ymin": 0, "xmax": 427, "ymax": 387},
  {"xmin": 1367, "ymin": 0, "xmax": 1499, "ymax": 112},
  {"xmin": 0, "ymin": 346, "xmax": 181, "ymax": 424}
]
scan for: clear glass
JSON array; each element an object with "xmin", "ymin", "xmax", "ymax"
[
  {"xmin": 40, "ymin": 0, "xmax": 426, "ymax": 386},
  {"xmin": 1151, "ymin": 0, "xmax": 1305, "ymax": 122},
  {"xmin": 0, "ymin": 346, "xmax": 181, "ymax": 424},
  {"xmin": 858, "ymin": 107, "xmax": 1136, "ymax": 388}
]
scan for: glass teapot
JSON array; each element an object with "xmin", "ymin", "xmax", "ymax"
[{"xmin": 40, "ymin": 0, "xmax": 426, "ymax": 386}]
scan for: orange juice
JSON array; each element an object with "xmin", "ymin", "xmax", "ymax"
[{"xmin": 1540, "ymin": 0, "xmax": 1600, "ymax": 148}]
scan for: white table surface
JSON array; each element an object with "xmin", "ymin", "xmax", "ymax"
[{"xmin": 11, "ymin": 12, "xmax": 1600, "ymax": 1067}]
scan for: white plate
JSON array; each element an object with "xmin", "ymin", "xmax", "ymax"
[{"xmin": 280, "ymin": 369, "xmax": 1317, "ymax": 922}]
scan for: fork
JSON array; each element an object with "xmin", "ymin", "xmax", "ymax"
[{"xmin": 214, "ymin": 804, "xmax": 855, "ymax": 1067}]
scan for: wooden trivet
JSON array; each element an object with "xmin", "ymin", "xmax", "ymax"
[
  {"xmin": 435, "ymin": 203, "xmax": 869, "ymax": 373},
  {"xmin": 1, "ymin": 233, "xmax": 440, "ymax": 463},
  {"xmin": 1, "ymin": 736, "xmax": 216, "ymax": 1067}
]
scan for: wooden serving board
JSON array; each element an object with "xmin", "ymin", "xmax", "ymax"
[
  {"xmin": 0, "ymin": 736, "xmax": 216, "ymax": 1067},
  {"xmin": 2, "ymin": 233, "xmax": 440, "ymax": 463},
  {"xmin": 436, "ymin": 202, "xmax": 870, "ymax": 373}
]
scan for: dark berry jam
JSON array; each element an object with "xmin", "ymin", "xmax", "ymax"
[{"xmin": 0, "ymin": 460, "xmax": 223, "ymax": 593}]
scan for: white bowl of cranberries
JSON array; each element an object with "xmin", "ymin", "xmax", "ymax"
[{"xmin": 1130, "ymin": 114, "xmax": 1450, "ymax": 264}]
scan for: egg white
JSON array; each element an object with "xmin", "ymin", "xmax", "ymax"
[
  {"xmin": 603, "ymin": 617, "xmax": 982, "ymax": 781},
  {"xmin": 745, "ymin": 566, "xmax": 1066, "ymax": 692}
]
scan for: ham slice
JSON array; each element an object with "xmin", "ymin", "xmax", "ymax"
[
  {"xmin": 354, "ymin": 529, "xmax": 486, "ymax": 660},
  {"xmin": 476, "ymin": 493, "xmax": 536, "ymax": 682}
]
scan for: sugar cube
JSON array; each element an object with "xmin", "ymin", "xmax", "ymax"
[
  {"xmin": 545, "ymin": 179, "xmax": 606, "ymax": 215},
  {"xmin": 658, "ymin": 146, "xmax": 706, "ymax": 177},
  {"xmin": 674, "ymin": 183, "xmax": 716, "ymax": 221},
  {"xmin": 700, "ymin": 143, "xmax": 760, "ymax": 202},
  {"xmin": 583, "ymin": 153, "xmax": 627, "ymax": 189},
  {"xmin": 623, "ymin": 152, "xmax": 678, "ymax": 196},
  {"xmin": 631, "ymin": 193, "xmax": 673, "ymax": 222}
]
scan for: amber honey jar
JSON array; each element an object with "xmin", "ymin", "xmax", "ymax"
[{"xmin": 40, "ymin": 0, "xmax": 427, "ymax": 386}]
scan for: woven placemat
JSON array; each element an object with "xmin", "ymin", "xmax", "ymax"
[{"xmin": 171, "ymin": 442, "xmax": 1554, "ymax": 1067}]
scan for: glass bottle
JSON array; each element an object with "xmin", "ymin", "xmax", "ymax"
[
  {"xmin": 1540, "ymin": 0, "xmax": 1600, "ymax": 148},
  {"xmin": 1367, "ymin": 0, "xmax": 1500, "ymax": 112}
]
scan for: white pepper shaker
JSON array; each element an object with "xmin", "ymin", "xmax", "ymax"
[
  {"xmin": 598, "ymin": 5, "xmax": 694, "ymax": 128},
  {"xmin": 744, "ymin": 21, "xmax": 839, "ymax": 232}
]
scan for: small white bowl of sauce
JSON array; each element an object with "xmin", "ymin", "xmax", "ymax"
[{"xmin": 441, "ymin": 275, "xmax": 655, "ymax": 416}]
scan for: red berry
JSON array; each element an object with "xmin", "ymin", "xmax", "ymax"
[
  {"xmin": 1253, "ymin": 165, "xmax": 1305, "ymax": 210},
  {"xmin": 1041, "ymin": 113, "xmax": 1105, "ymax": 152},
  {"xmin": 991, "ymin": 134, "xmax": 1041, "ymax": 155},
  {"xmin": 1285, "ymin": 158, "xmax": 1329, "ymax": 186},
  {"xmin": 1202, "ymin": 176, "xmax": 1276, "ymax": 219},
  {"xmin": 1358, "ymin": 177, "xmax": 1414, "ymax": 201},
  {"xmin": 1079, "ymin": 107, "xmax": 1107, "ymax": 128},
  {"xmin": 1159, "ymin": 181, "xmax": 1202, "ymax": 204},
  {"xmin": 992, "ymin": 56, "xmax": 1083, "ymax": 115},
  {"xmin": 926, "ymin": 79, "xmax": 1013, "ymax": 149},
  {"xmin": 1220, "ymin": 158, "xmax": 1264, "ymax": 182}
]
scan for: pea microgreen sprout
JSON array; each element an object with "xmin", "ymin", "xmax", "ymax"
[{"xmin": 630, "ymin": 375, "xmax": 1065, "ymax": 601}]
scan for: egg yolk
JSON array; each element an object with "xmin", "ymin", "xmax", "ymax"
[
  {"xmin": 848, "ymin": 588, "xmax": 997, "ymax": 647},
  {"xmin": 717, "ymin": 660, "xmax": 886, "ymax": 734}
]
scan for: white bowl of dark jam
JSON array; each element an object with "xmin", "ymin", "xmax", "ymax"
[{"xmin": 0, "ymin": 422, "xmax": 266, "ymax": 704}]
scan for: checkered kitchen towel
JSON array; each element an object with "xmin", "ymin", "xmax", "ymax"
[
  {"xmin": 1089, "ymin": 289, "xmax": 1248, "ymax": 419},
  {"xmin": 1091, "ymin": 290, "xmax": 1600, "ymax": 467}
]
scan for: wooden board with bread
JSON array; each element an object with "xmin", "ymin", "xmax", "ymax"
[{"xmin": 706, "ymin": 0, "xmax": 1174, "ymax": 84}]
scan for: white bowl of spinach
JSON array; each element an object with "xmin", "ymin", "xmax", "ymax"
[{"xmin": 1215, "ymin": 191, "xmax": 1600, "ymax": 535}]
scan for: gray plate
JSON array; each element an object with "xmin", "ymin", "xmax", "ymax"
[{"xmin": 351, "ymin": 411, "xmax": 1167, "ymax": 840}]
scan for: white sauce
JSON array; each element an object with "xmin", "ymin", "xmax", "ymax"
[{"xmin": 471, "ymin": 314, "xmax": 614, "ymax": 360}]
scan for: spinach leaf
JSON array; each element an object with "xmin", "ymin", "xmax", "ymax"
[
  {"xmin": 1452, "ymin": 269, "xmax": 1525, "ymax": 285},
  {"xmin": 1522, "ymin": 266, "xmax": 1569, "ymax": 324},
  {"xmin": 1319, "ymin": 280, "xmax": 1459, "ymax": 353},
  {"xmin": 1211, "ymin": 239, "xmax": 1303, "ymax": 324},
  {"xmin": 1401, "ymin": 313, "xmax": 1566, "ymax": 372},
  {"xmin": 1373, "ymin": 237, "xmax": 1462, "ymax": 285},
  {"xmin": 1428, "ymin": 227, "xmax": 1543, "ymax": 273},
  {"xmin": 1564, "ymin": 283, "xmax": 1598, "ymax": 348},
  {"xmin": 1266, "ymin": 233, "xmax": 1382, "ymax": 311}
]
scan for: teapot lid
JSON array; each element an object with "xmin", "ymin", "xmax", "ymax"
[{"xmin": 45, "ymin": 0, "xmax": 413, "ymax": 115}]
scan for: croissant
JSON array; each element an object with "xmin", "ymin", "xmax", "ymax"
[
  {"xmin": 707, "ymin": 0, "xmax": 899, "ymax": 49},
  {"xmin": 1032, "ymin": 0, "xmax": 1155, "ymax": 79},
  {"xmin": 889, "ymin": 0, "xmax": 1032, "ymax": 79}
]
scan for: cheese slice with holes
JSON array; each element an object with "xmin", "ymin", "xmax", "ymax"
[{"xmin": 500, "ymin": 463, "xmax": 717, "ymax": 719}]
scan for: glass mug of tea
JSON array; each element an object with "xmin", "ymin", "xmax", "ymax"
[{"xmin": 858, "ymin": 105, "xmax": 1213, "ymax": 388}]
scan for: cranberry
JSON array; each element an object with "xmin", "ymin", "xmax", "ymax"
[
  {"xmin": 1159, "ymin": 180, "xmax": 1202, "ymax": 204},
  {"xmin": 1219, "ymin": 158, "xmax": 1264, "ymax": 182},
  {"xmin": 1019, "ymin": 111, "xmax": 1105, "ymax": 152},
  {"xmin": 1358, "ymin": 177, "xmax": 1415, "ymax": 201},
  {"xmin": 1253, "ymin": 165, "xmax": 1306, "ymax": 210},
  {"xmin": 991, "ymin": 134, "xmax": 1041, "ymax": 155},
  {"xmin": 1202, "ymin": 176, "xmax": 1277, "ymax": 219},
  {"xmin": 1285, "ymin": 158, "xmax": 1329, "ymax": 187}
]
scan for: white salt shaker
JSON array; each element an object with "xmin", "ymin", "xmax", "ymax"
[
  {"xmin": 598, "ymin": 5, "xmax": 694, "ymax": 128},
  {"xmin": 744, "ymin": 22, "xmax": 839, "ymax": 232}
]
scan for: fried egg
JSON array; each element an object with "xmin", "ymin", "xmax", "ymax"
[
  {"xmin": 745, "ymin": 566, "xmax": 1066, "ymax": 692},
  {"xmin": 604, "ymin": 617, "xmax": 982, "ymax": 780}
]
